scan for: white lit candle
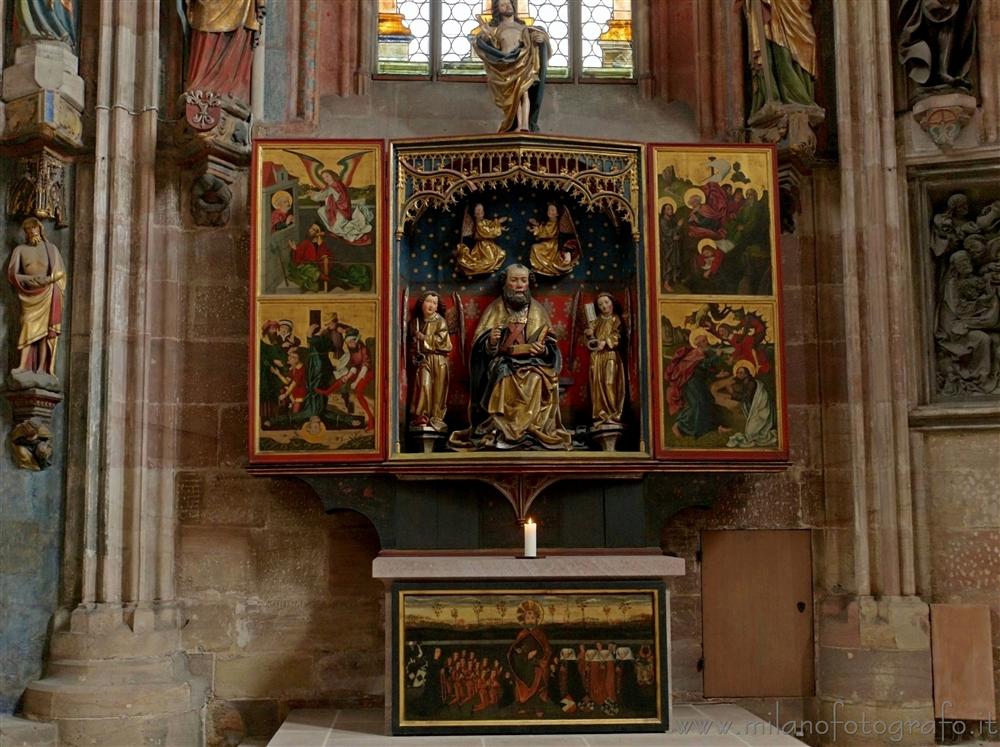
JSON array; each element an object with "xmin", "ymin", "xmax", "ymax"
[{"xmin": 523, "ymin": 518, "xmax": 537, "ymax": 558}]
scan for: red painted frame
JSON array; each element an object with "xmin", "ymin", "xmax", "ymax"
[
  {"xmin": 645, "ymin": 143, "xmax": 790, "ymax": 463},
  {"xmin": 248, "ymin": 138, "xmax": 389, "ymax": 464}
]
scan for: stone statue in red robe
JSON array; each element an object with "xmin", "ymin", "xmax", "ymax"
[{"xmin": 184, "ymin": 0, "xmax": 266, "ymax": 107}]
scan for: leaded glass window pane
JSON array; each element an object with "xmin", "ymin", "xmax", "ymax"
[
  {"xmin": 440, "ymin": 0, "xmax": 486, "ymax": 75},
  {"xmin": 525, "ymin": 1, "xmax": 570, "ymax": 79},
  {"xmin": 580, "ymin": 0, "xmax": 633, "ymax": 79},
  {"xmin": 378, "ymin": 0, "xmax": 432, "ymax": 76}
]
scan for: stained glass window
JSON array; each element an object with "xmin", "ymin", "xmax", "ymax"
[
  {"xmin": 377, "ymin": 0, "xmax": 432, "ymax": 76},
  {"xmin": 581, "ymin": 0, "xmax": 633, "ymax": 79},
  {"xmin": 377, "ymin": 0, "xmax": 633, "ymax": 81},
  {"xmin": 524, "ymin": 1, "xmax": 571, "ymax": 79}
]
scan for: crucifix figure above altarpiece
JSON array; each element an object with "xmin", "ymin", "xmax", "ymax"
[{"xmin": 248, "ymin": 134, "xmax": 790, "ymax": 515}]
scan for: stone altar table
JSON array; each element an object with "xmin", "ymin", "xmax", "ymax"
[{"xmin": 372, "ymin": 553, "xmax": 685, "ymax": 736}]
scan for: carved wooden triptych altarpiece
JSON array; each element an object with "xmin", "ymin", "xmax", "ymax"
[{"xmin": 248, "ymin": 135, "xmax": 788, "ymax": 481}]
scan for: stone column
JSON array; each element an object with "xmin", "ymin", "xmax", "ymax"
[
  {"xmin": 979, "ymin": 0, "xmax": 1000, "ymax": 143},
  {"xmin": 815, "ymin": 1, "xmax": 934, "ymax": 742},
  {"xmin": 20, "ymin": 1, "xmax": 206, "ymax": 743}
]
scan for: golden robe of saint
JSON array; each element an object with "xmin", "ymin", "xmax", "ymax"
[
  {"xmin": 409, "ymin": 313, "xmax": 452, "ymax": 431},
  {"xmin": 587, "ymin": 314, "xmax": 625, "ymax": 426},
  {"xmin": 456, "ymin": 215, "xmax": 507, "ymax": 277},
  {"xmin": 473, "ymin": 15, "xmax": 551, "ymax": 133},
  {"xmin": 448, "ymin": 289, "xmax": 572, "ymax": 451}
]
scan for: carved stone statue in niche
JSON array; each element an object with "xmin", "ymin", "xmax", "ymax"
[
  {"xmin": 456, "ymin": 203, "xmax": 509, "ymax": 277},
  {"xmin": 183, "ymin": 0, "xmax": 265, "ymax": 113},
  {"xmin": 740, "ymin": 0, "xmax": 825, "ymax": 160},
  {"xmin": 7, "ymin": 218, "xmax": 66, "ymax": 387},
  {"xmin": 528, "ymin": 203, "xmax": 580, "ymax": 277},
  {"xmin": 178, "ymin": 0, "xmax": 266, "ymax": 226},
  {"xmin": 5, "ymin": 217, "xmax": 66, "ymax": 471},
  {"xmin": 897, "ymin": 0, "xmax": 978, "ymax": 146},
  {"xmin": 448, "ymin": 264, "xmax": 573, "ymax": 451},
  {"xmin": 473, "ymin": 0, "xmax": 551, "ymax": 133},
  {"xmin": 930, "ymin": 193, "xmax": 1000, "ymax": 397}
]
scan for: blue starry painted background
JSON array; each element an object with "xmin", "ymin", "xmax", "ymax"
[
  {"xmin": 396, "ymin": 186, "xmax": 648, "ymax": 452},
  {"xmin": 401, "ymin": 186, "xmax": 639, "ymax": 294}
]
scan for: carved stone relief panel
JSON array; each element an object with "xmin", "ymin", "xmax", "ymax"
[{"xmin": 912, "ymin": 167, "xmax": 1000, "ymax": 403}]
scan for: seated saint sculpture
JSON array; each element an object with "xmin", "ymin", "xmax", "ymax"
[
  {"xmin": 474, "ymin": 0, "xmax": 551, "ymax": 133},
  {"xmin": 456, "ymin": 203, "xmax": 508, "ymax": 277},
  {"xmin": 448, "ymin": 264, "xmax": 572, "ymax": 451}
]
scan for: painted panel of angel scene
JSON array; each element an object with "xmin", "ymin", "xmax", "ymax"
[
  {"xmin": 659, "ymin": 301, "xmax": 783, "ymax": 452},
  {"xmin": 653, "ymin": 147, "xmax": 777, "ymax": 296},
  {"xmin": 395, "ymin": 585, "xmax": 667, "ymax": 734},
  {"xmin": 256, "ymin": 143, "xmax": 379, "ymax": 295},
  {"xmin": 255, "ymin": 300, "xmax": 378, "ymax": 456}
]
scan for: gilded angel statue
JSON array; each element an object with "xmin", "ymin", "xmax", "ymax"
[
  {"xmin": 456, "ymin": 203, "xmax": 508, "ymax": 277},
  {"xmin": 528, "ymin": 202, "xmax": 580, "ymax": 277}
]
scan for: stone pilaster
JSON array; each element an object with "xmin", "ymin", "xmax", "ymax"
[
  {"xmin": 814, "ymin": 1, "xmax": 934, "ymax": 743},
  {"xmin": 20, "ymin": 0, "xmax": 206, "ymax": 743}
]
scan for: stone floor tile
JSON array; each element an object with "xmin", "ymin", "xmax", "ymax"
[
  {"xmin": 280, "ymin": 709, "xmax": 337, "ymax": 730},
  {"xmin": 268, "ymin": 705, "xmax": 809, "ymax": 746},
  {"xmin": 484, "ymin": 736, "xmax": 588, "ymax": 746}
]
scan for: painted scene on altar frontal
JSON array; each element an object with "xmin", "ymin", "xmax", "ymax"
[
  {"xmin": 658, "ymin": 300, "xmax": 783, "ymax": 454},
  {"xmin": 393, "ymin": 583, "xmax": 668, "ymax": 735},
  {"xmin": 255, "ymin": 300, "xmax": 379, "ymax": 457},
  {"xmin": 255, "ymin": 142, "xmax": 380, "ymax": 295},
  {"xmin": 653, "ymin": 146, "xmax": 777, "ymax": 296}
]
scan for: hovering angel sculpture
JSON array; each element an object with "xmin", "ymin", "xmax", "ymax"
[
  {"xmin": 455, "ymin": 203, "xmax": 508, "ymax": 277},
  {"xmin": 528, "ymin": 203, "xmax": 580, "ymax": 277}
]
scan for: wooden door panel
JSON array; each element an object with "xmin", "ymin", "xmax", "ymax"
[
  {"xmin": 931, "ymin": 604, "xmax": 996, "ymax": 721},
  {"xmin": 702, "ymin": 529, "xmax": 814, "ymax": 697}
]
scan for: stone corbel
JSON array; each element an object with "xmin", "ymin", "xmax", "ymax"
[
  {"xmin": 748, "ymin": 100, "xmax": 826, "ymax": 164},
  {"xmin": 175, "ymin": 97, "xmax": 250, "ymax": 227},
  {"xmin": 911, "ymin": 92, "xmax": 978, "ymax": 148},
  {"xmin": 4, "ymin": 386, "xmax": 62, "ymax": 471},
  {"xmin": 1, "ymin": 41, "xmax": 84, "ymax": 150}
]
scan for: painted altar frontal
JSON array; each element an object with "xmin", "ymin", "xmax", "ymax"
[{"xmin": 249, "ymin": 134, "xmax": 787, "ymax": 471}]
